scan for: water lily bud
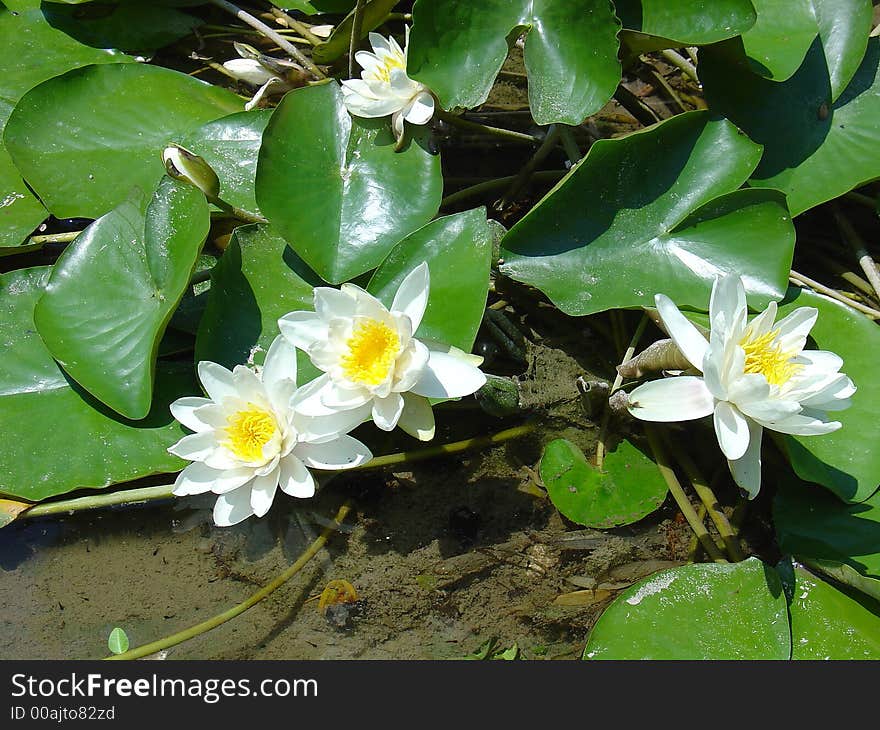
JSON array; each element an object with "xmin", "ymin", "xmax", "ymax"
[
  {"xmin": 162, "ymin": 144, "xmax": 220, "ymax": 199},
  {"xmin": 223, "ymin": 58, "xmax": 277, "ymax": 87}
]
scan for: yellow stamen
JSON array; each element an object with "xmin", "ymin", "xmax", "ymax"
[
  {"xmin": 341, "ymin": 318, "xmax": 400, "ymax": 386},
  {"xmin": 740, "ymin": 327, "xmax": 801, "ymax": 386},
  {"xmin": 366, "ymin": 51, "xmax": 405, "ymax": 84},
  {"xmin": 225, "ymin": 406, "xmax": 277, "ymax": 461}
]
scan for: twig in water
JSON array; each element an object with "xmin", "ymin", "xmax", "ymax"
[{"xmin": 789, "ymin": 270, "xmax": 880, "ymax": 319}]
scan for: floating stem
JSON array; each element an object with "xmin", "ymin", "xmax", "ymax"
[{"xmin": 105, "ymin": 502, "xmax": 351, "ymax": 660}]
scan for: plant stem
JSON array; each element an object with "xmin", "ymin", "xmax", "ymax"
[
  {"xmin": 663, "ymin": 434, "xmax": 745, "ymax": 562},
  {"xmin": 207, "ymin": 194, "xmax": 267, "ymax": 225},
  {"xmin": 659, "ymin": 49, "xmax": 699, "ymax": 83},
  {"xmin": 595, "ymin": 314, "xmax": 648, "ymax": 469},
  {"xmin": 269, "ymin": 7, "xmax": 323, "ymax": 45},
  {"xmin": 833, "ymin": 205, "xmax": 880, "ymax": 304},
  {"xmin": 349, "ymin": 0, "xmax": 367, "ymax": 79},
  {"xmin": 789, "ymin": 270, "xmax": 880, "ymax": 319},
  {"xmin": 441, "ymin": 170, "xmax": 565, "ymax": 209},
  {"xmin": 27, "ymin": 230, "xmax": 82, "ymax": 245},
  {"xmin": 844, "ymin": 191, "xmax": 877, "ymax": 209},
  {"xmin": 17, "ymin": 424, "xmax": 535, "ymax": 523},
  {"xmin": 644, "ymin": 427, "xmax": 727, "ymax": 563},
  {"xmin": 436, "ymin": 109, "xmax": 543, "ymax": 145},
  {"xmin": 558, "ymin": 126, "xmax": 582, "ymax": 164},
  {"xmin": 209, "ymin": 0, "xmax": 326, "ymax": 80},
  {"xmin": 498, "ymin": 125, "xmax": 560, "ymax": 209},
  {"xmin": 105, "ymin": 502, "xmax": 351, "ymax": 660}
]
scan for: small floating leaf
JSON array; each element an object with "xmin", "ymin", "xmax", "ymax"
[
  {"xmin": 539, "ymin": 438, "xmax": 668, "ymax": 529},
  {"xmin": 107, "ymin": 627, "xmax": 129, "ymax": 655}
]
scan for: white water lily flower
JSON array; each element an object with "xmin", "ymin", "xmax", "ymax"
[
  {"xmin": 627, "ymin": 274, "xmax": 855, "ymax": 497},
  {"xmin": 340, "ymin": 28, "xmax": 435, "ymax": 143},
  {"xmin": 278, "ymin": 262, "xmax": 486, "ymax": 441},
  {"xmin": 168, "ymin": 336, "xmax": 372, "ymax": 527}
]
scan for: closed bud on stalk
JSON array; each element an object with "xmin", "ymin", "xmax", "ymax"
[{"xmin": 162, "ymin": 143, "xmax": 220, "ymax": 199}]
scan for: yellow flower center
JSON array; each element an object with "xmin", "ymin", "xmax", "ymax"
[
  {"xmin": 341, "ymin": 318, "xmax": 400, "ymax": 386},
  {"xmin": 740, "ymin": 328, "xmax": 801, "ymax": 386},
  {"xmin": 366, "ymin": 52, "xmax": 406, "ymax": 84},
  {"xmin": 225, "ymin": 406, "xmax": 277, "ymax": 461}
]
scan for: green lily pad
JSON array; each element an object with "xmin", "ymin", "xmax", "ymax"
[
  {"xmin": 195, "ymin": 223, "xmax": 322, "ymax": 384},
  {"xmin": 500, "ymin": 111, "xmax": 795, "ymax": 316},
  {"xmin": 0, "ymin": 6, "xmax": 128, "ymax": 247},
  {"xmin": 41, "ymin": 2, "xmax": 202, "ymax": 55},
  {"xmin": 772, "ymin": 288, "xmax": 880, "ymax": 503},
  {"xmin": 408, "ymin": 0, "xmax": 621, "ymax": 125},
  {"xmin": 583, "ymin": 558, "xmax": 791, "ymax": 659},
  {"xmin": 701, "ymin": 37, "xmax": 880, "ymax": 216},
  {"xmin": 788, "ymin": 565, "xmax": 880, "ymax": 659},
  {"xmin": 774, "ymin": 477, "xmax": 880, "ymax": 588},
  {"xmin": 181, "ymin": 109, "xmax": 271, "ymax": 217},
  {"xmin": 367, "ymin": 208, "xmax": 492, "ymax": 352},
  {"xmin": 741, "ymin": 0, "xmax": 871, "ymax": 91},
  {"xmin": 255, "ymin": 82, "xmax": 442, "ymax": 284},
  {"xmin": 312, "ymin": 0, "xmax": 399, "ymax": 64},
  {"xmin": 4, "ymin": 62, "xmax": 242, "ymax": 219},
  {"xmin": 539, "ymin": 438, "xmax": 668, "ymax": 529},
  {"xmin": 614, "ymin": 0, "xmax": 757, "ymax": 54},
  {"xmin": 0, "ymin": 267, "xmax": 191, "ymax": 502},
  {"xmin": 33, "ymin": 179, "xmax": 210, "ymax": 420},
  {"xmin": 797, "ymin": 558, "xmax": 880, "ymax": 604}
]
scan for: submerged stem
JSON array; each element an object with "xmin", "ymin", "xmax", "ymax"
[
  {"xmin": 18, "ymin": 424, "xmax": 535, "ymax": 523},
  {"xmin": 436, "ymin": 110, "xmax": 543, "ymax": 145},
  {"xmin": 105, "ymin": 502, "xmax": 351, "ymax": 660},
  {"xmin": 644, "ymin": 427, "xmax": 727, "ymax": 563}
]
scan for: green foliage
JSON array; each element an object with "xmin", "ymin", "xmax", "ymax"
[
  {"xmin": 702, "ymin": 37, "xmax": 880, "ymax": 215},
  {"xmin": 408, "ymin": 0, "xmax": 621, "ymax": 125},
  {"xmin": 181, "ymin": 110, "xmax": 271, "ymax": 217},
  {"xmin": 312, "ymin": 0, "xmax": 399, "ymax": 64},
  {"xmin": 787, "ymin": 565, "xmax": 880, "ymax": 659},
  {"xmin": 256, "ymin": 83, "xmax": 442, "ymax": 284},
  {"xmin": 500, "ymin": 112, "xmax": 795, "ymax": 315},
  {"xmin": 614, "ymin": 0, "xmax": 757, "ymax": 53},
  {"xmin": 4, "ymin": 62, "xmax": 242, "ymax": 219},
  {"xmin": 539, "ymin": 438, "xmax": 669, "ymax": 529},
  {"xmin": 34, "ymin": 179, "xmax": 210, "ymax": 419},
  {"xmin": 583, "ymin": 558, "xmax": 791, "ymax": 659},
  {"xmin": 107, "ymin": 627, "xmax": 130, "ymax": 655},
  {"xmin": 0, "ymin": 268, "xmax": 190, "ymax": 501}
]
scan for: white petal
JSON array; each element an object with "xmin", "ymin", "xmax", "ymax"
[
  {"xmin": 391, "ymin": 109, "xmax": 405, "ymax": 142},
  {"xmin": 290, "ymin": 374, "xmax": 345, "ymax": 417},
  {"xmin": 799, "ymin": 374, "xmax": 856, "ymax": 410},
  {"xmin": 655, "ymin": 294, "xmax": 709, "ymax": 370},
  {"xmin": 278, "ymin": 455, "xmax": 315, "ymax": 498},
  {"xmin": 169, "ymin": 396, "xmax": 215, "ymax": 432},
  {"xmin": 736, "ymin": 397, "xmax": 800, "ymax": 424},
  {"xmin": 212, "ymin": 486, "xmax": 255, "ymax": 527},
  {"xmin": 768, "ymin": 413, "xmax": 842, "ymax": 436},
  {"xmin": 321, "ymin": 382, "xmax": 371, "ymax": 409},
  {"xmin": 231, "ymin": 364, "xmax": 266, "ymax": 404},
  {"xmin": 797, "ymin": 349, "xmax": 843, "ymax": 372},
  {"xmin": 278, "ymin": 310, "xmax": 328, "ymax": 353},
  {"xmin": 367, "ymin": 33, "xmax": 391, "ymax": 53},
  {"xmin": 249, "ymin": 467, "xmax": 280, "ymax": 518},
  {"xmin": 391, "ymin": 262, "xmax": 430, "ymax": 333},
  {"xmin": 743, "ymin": 300, "xmax": 777, "ymax": 338},
  {"xmin": 626, "ymin": 376, "xmax": 715, "ymax": 422},
  {"xmin": 725, "ymin": 372, "xmax": 770, "ymax": 406},
  {"xmin": 168, "ymin": 431, "xmax": 219, "ymax": 461},
  {"xmin": 392, "ymin": 338, "xmax": 430, "ymax": 392},
  {"xmin": 774, "ymin": 307, "xmax": 818, "ymax": 351},
  {"xmin": 262, "ymin": 335, "xmax": 298, "ymax": 393},
  {"xmin": 727, "ymin": 419, "xmax": 764, "ymax": 499},
  {"xmin": 296, "ymin": 435, "xmax": 372, "ymax": 470},
  {"xmin": 197, "ymin": 361, "xmax": 236, "ymax": 402},
  {"xmin": 713, "ymin": 401, "xmax": 751, "ymax": 460},
  {"xmin": 410, "ymin": 350, "xmax": 486, "ymax": 398},
  {"xmin": 372, "ymin": 392, "xmax": 404, "ymax": 431},
  {"xmin": 315, "ymin": 286, "xmax": 356, "ymax": 320},
  {"xmin": 294, "ymin": 403, "xmax": 372, "ymax": 443},
  {"xmin": 223, "ymin": 58, "xmax": 276, "ymax": 86},
  {"xmin": 344, "ymin": 93, "xmax": 404, "ymax": 118},
  {"xmin": 709, "ymin": 274, "xmax": 747, "ymax": 335},
  {"xmin": 172, "ymin": 462, "xmax": 253, "ymax": 496},
  {"xmin": 404, "ymin": 91, "xmax": 434, "ymax": 125},
  {"xmin": 397, "ymin": 393, "xmax": 435, "ymax": 441}
]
